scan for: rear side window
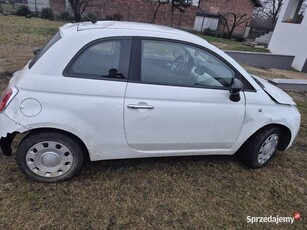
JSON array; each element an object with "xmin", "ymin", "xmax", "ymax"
[
  {"xmin": 64, "ymin": 39, "xmax": 131, "ymax": 80},
  {"xmin": 29, "ymin": 32, "xmax": 61, "ymax": 69},
  {"xmin": 70, "ymin": 41, "xmax": 121, "ymax": 76}
]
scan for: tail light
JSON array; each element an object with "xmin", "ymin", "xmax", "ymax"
[{"xmin": 0, "ymin": 87, "xmax": 18, "ymax": 113}]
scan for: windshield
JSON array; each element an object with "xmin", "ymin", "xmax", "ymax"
[{"xmin": 29, "ymin": 32, "xmax": 61, "ymax": 69}]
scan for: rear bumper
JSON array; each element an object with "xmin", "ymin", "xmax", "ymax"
[
  {"xmin": 0, "ymin": 133, "xmax": 15, "ymax": 156},
  {"xmin": 0, "ymin": 113, "xmax": 27, "ymax": 155}
]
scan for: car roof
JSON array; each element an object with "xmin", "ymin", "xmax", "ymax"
[
  {"xmin": 59, "ymin": 21, "xmax": 208, "ymax": 44},
  {"xmin": 40, "ymin": 22, "xmax": 261, "ymax": 91}
]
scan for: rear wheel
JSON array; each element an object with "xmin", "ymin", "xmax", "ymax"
[
  {"xmin": 16, "ymin": 131, "xmax": 84, "ymax": 182},
  {"xmin": 240, "ymin": 127, "xmax": 280, "ymax": 168}
]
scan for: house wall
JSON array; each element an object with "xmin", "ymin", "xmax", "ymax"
[
  {"xmin": 268, "ymin": 0, "xmax": 307, "ymax": 72},
  {"xmin": 49, "ymin": 0, "xmax": 66, "ymax": 13},
  {"xmin": 27, "ymin": 0, "xmax": 49, "ymax": 12},
  {"xmin": 198, "ymin": 0, "xmax": 256, "ymax": 37},
  {"xmin": 80, "ymin": 0, "xmax": 198, "ymax": 29},
  {"xmin": 48, "ymin": 0, "xmax": 256, "ymax": 36}
]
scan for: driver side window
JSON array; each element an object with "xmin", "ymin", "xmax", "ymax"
[
  {"xmin": 141, "ymin": 40, "xmax": 235, "ymax": 88},
  {"xmin": 141, "ymin": 40, "xmax": 186, "ymax": 84}
]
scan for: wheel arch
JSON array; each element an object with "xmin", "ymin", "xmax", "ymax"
[
  {"xmin": 240, "ymin": 124, "xmax": 291, "ymax": 151},
  {"xmin": 23, "ymin": 127, "xmax": 90, "ymax": 161}
]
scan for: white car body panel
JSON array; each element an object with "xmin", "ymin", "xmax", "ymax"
[
  {"xmin": 0, "ymin": 21, "xmax": 301, "ymax": 162},
  {"xmin": 5, "ymin": 70, "xmax": 132, "ymax": 161},
  {"xmin": 253, "ymin": 76, "xmax": 296, "ymax": 105},
  {"xmin": 124, "ymin": 83, "xmax": 245, "ymax": 152},
  {"xmin": 233, "ymin": 90, "xmax": 300, "ymax": 151}
]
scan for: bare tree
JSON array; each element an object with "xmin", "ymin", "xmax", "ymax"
[
  {"xmin": 151, "ymin": 0, "xmax": 170, "ymax": 24},
  {"xmin": 219, "ymin": 12, "xmax": 251, "ymax": 39},
  {"xmin": 170, "ymin": 0, "xmax": 192, "ymax": 26},
  {"xmin": 259, "ymin": 0, "xmax": 284, "ymax": 27},
  {"xmin": 144, "ymin": 0, "xmax": 192, "ymax": 26},
  {"xmin": 68, "ymin": 0, "xmax": 93, "ymax": 22}
]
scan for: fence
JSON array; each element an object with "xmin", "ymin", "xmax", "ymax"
[{"xmin": 0, "ymin": 1, "xmax": 49, "ymax": 14}]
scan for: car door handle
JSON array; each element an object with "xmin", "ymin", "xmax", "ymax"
[{"xmin": 127, "ymin": 104, "xmax": 154, "ymax": 110}]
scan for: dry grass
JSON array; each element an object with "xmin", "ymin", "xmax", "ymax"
[
  {"xmin": 0, "ymin": 15, "xmax": 306, "ymax": 229},
  {"xmin": 0, "ymin": 15, "xmax": 64, "ymax": 74},
  {"xmin": 242, "ymin": 64, "xmax": 307, "ymax": 80},
  {"xmin": 202, "ymin": 35, "xmax": 270, "ymax": 53}
]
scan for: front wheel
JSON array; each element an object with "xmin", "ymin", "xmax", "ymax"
[
  {"xmin": 239, "ymin": 127, "xmax": 280, "ymax": 168},
  {"xmin": 16, "ymin": 131, "xmax": 84, "ymax": 182}
]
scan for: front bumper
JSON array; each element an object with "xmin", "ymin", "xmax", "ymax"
[
  {"xmin": 287, "ymin": 107, "xmax": 301, "ymax": 149},
  {"xmin": 0, "ymin": 113, "xmax": 27, "ymax": 155}
]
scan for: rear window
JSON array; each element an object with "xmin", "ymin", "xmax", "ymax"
[{"xmin": 29, "ymin": 32, "xmax": 61, "ymax": 69}]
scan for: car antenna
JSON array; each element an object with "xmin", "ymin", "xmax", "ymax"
[
  {"xmin": 83, "ymin": 13, "xmax": 97, "ymax": 24},
  {"xmin": 73, "ymin": 10, "xmax": 97, "ymax": 24}
]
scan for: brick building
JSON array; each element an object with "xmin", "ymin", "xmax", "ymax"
[{"xmin": 48, "ymin": 0, "xmax": 261, "ymax": 37}]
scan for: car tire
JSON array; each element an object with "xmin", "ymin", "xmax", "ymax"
[
  {"xmin": 239, "ymin": 127, "xmax": 281, "ymax": 168},
  {"xmin": 16, "ymin": 131, "xmax": 84, "ymax": 182}
]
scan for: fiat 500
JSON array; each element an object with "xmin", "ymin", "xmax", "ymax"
[{"xmin": 0, "ymin": 21, "xmax": 301, "ymax": 182}]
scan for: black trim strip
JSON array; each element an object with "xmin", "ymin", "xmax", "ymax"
[{"xmin": 128, "ymin": 37, "xmax": 142, "ymax": 82}]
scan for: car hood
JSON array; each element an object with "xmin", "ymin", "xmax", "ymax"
[{"xmin": 252, "ymin": 76, "xmax": 296, "ymax": 105}]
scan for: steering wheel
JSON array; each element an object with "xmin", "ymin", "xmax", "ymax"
[{"xmin": 168, "ymin": 55, "xmax": 185, "ymax": 77}]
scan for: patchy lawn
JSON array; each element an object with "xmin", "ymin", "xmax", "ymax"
[
  {"xmin": 0, "ymin": 15, "xmax": 64, "ymax": 75},
  {"xmin": 242, "ymin": 64, "xmax": 307, "ymax": 80},
  {"xmin": 0, "ymin": 15, "xmax": 306, "ymax": 229},
  {"xmin": 201, "ymin": 35, "xmax": 270, "ymax": 53}
]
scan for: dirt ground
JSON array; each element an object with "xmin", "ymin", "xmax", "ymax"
[{"xmin": 242, "ymin": 64, "xmax": 307, "ymax": 80}]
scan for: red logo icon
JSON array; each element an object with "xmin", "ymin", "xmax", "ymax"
[{"xmin": 294, "ymin": 212, "xmax": 301, "ymax": 220}]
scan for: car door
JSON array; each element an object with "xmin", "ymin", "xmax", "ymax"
[{"xmin": 124, "ymin": 38, "xmax": 245, "ymax": 153}]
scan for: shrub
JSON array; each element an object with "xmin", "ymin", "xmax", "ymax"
[
  {"xmin": 41, "ymin": 7, "xmax": 54, "ymax": 20},
  {"xmin": 106, "ymin": 13, "xmax": 123, "ymax": 21},
  {"xmin": 16, "ymin": 5, "xmax": 32, "ymax": 17},
  {"xmin": 58, "ymin": 11, "xmax": 72, "ymax": 21},
  {"xmin": 113, "ymin": 13, "xmax": 122, "ymax": 21},
  {"xmin": 203, "ymin": 28, "xmax": 216, "ymax": 37},
  {"xmin": 233, "ymin": 36, "xmax": 246, "ymax": 42},
  {"xmin": 85, "ymin": 12, "xmax": 97, "ymax": 21}
]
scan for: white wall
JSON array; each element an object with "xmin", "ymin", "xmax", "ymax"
[
  {"xmin": 269, "ymin": 0, "xmax": 307, "ymax": 71},
  {"xmin": 27, "ymin": 0, "xmax": 50, "ymax": 12},
  {"xmin": 194, "ymin": 16, "xmax": 219, "ymax": 31}
]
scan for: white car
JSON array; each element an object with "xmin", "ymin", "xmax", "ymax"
[{"xmin": 0, "ymin": 21, "xmax": 301, "ymax": 182}]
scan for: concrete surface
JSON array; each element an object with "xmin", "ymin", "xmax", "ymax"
[
  {"xmin": 225, "ymin": 51, "xmax": 295, "ymax": 70},
  {"xmin": 269, "ymin": 78, "xmax": 307, "ymax": 91}
]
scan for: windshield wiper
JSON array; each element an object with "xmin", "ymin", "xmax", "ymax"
[{"xmin": 252, "ymin": 76, "xmax": 265, "ymax": 89}]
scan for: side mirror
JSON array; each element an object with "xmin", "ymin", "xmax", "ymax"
[{"xmin": 229, "ymin": 78, "xmax": 243, "ymax": 102}]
